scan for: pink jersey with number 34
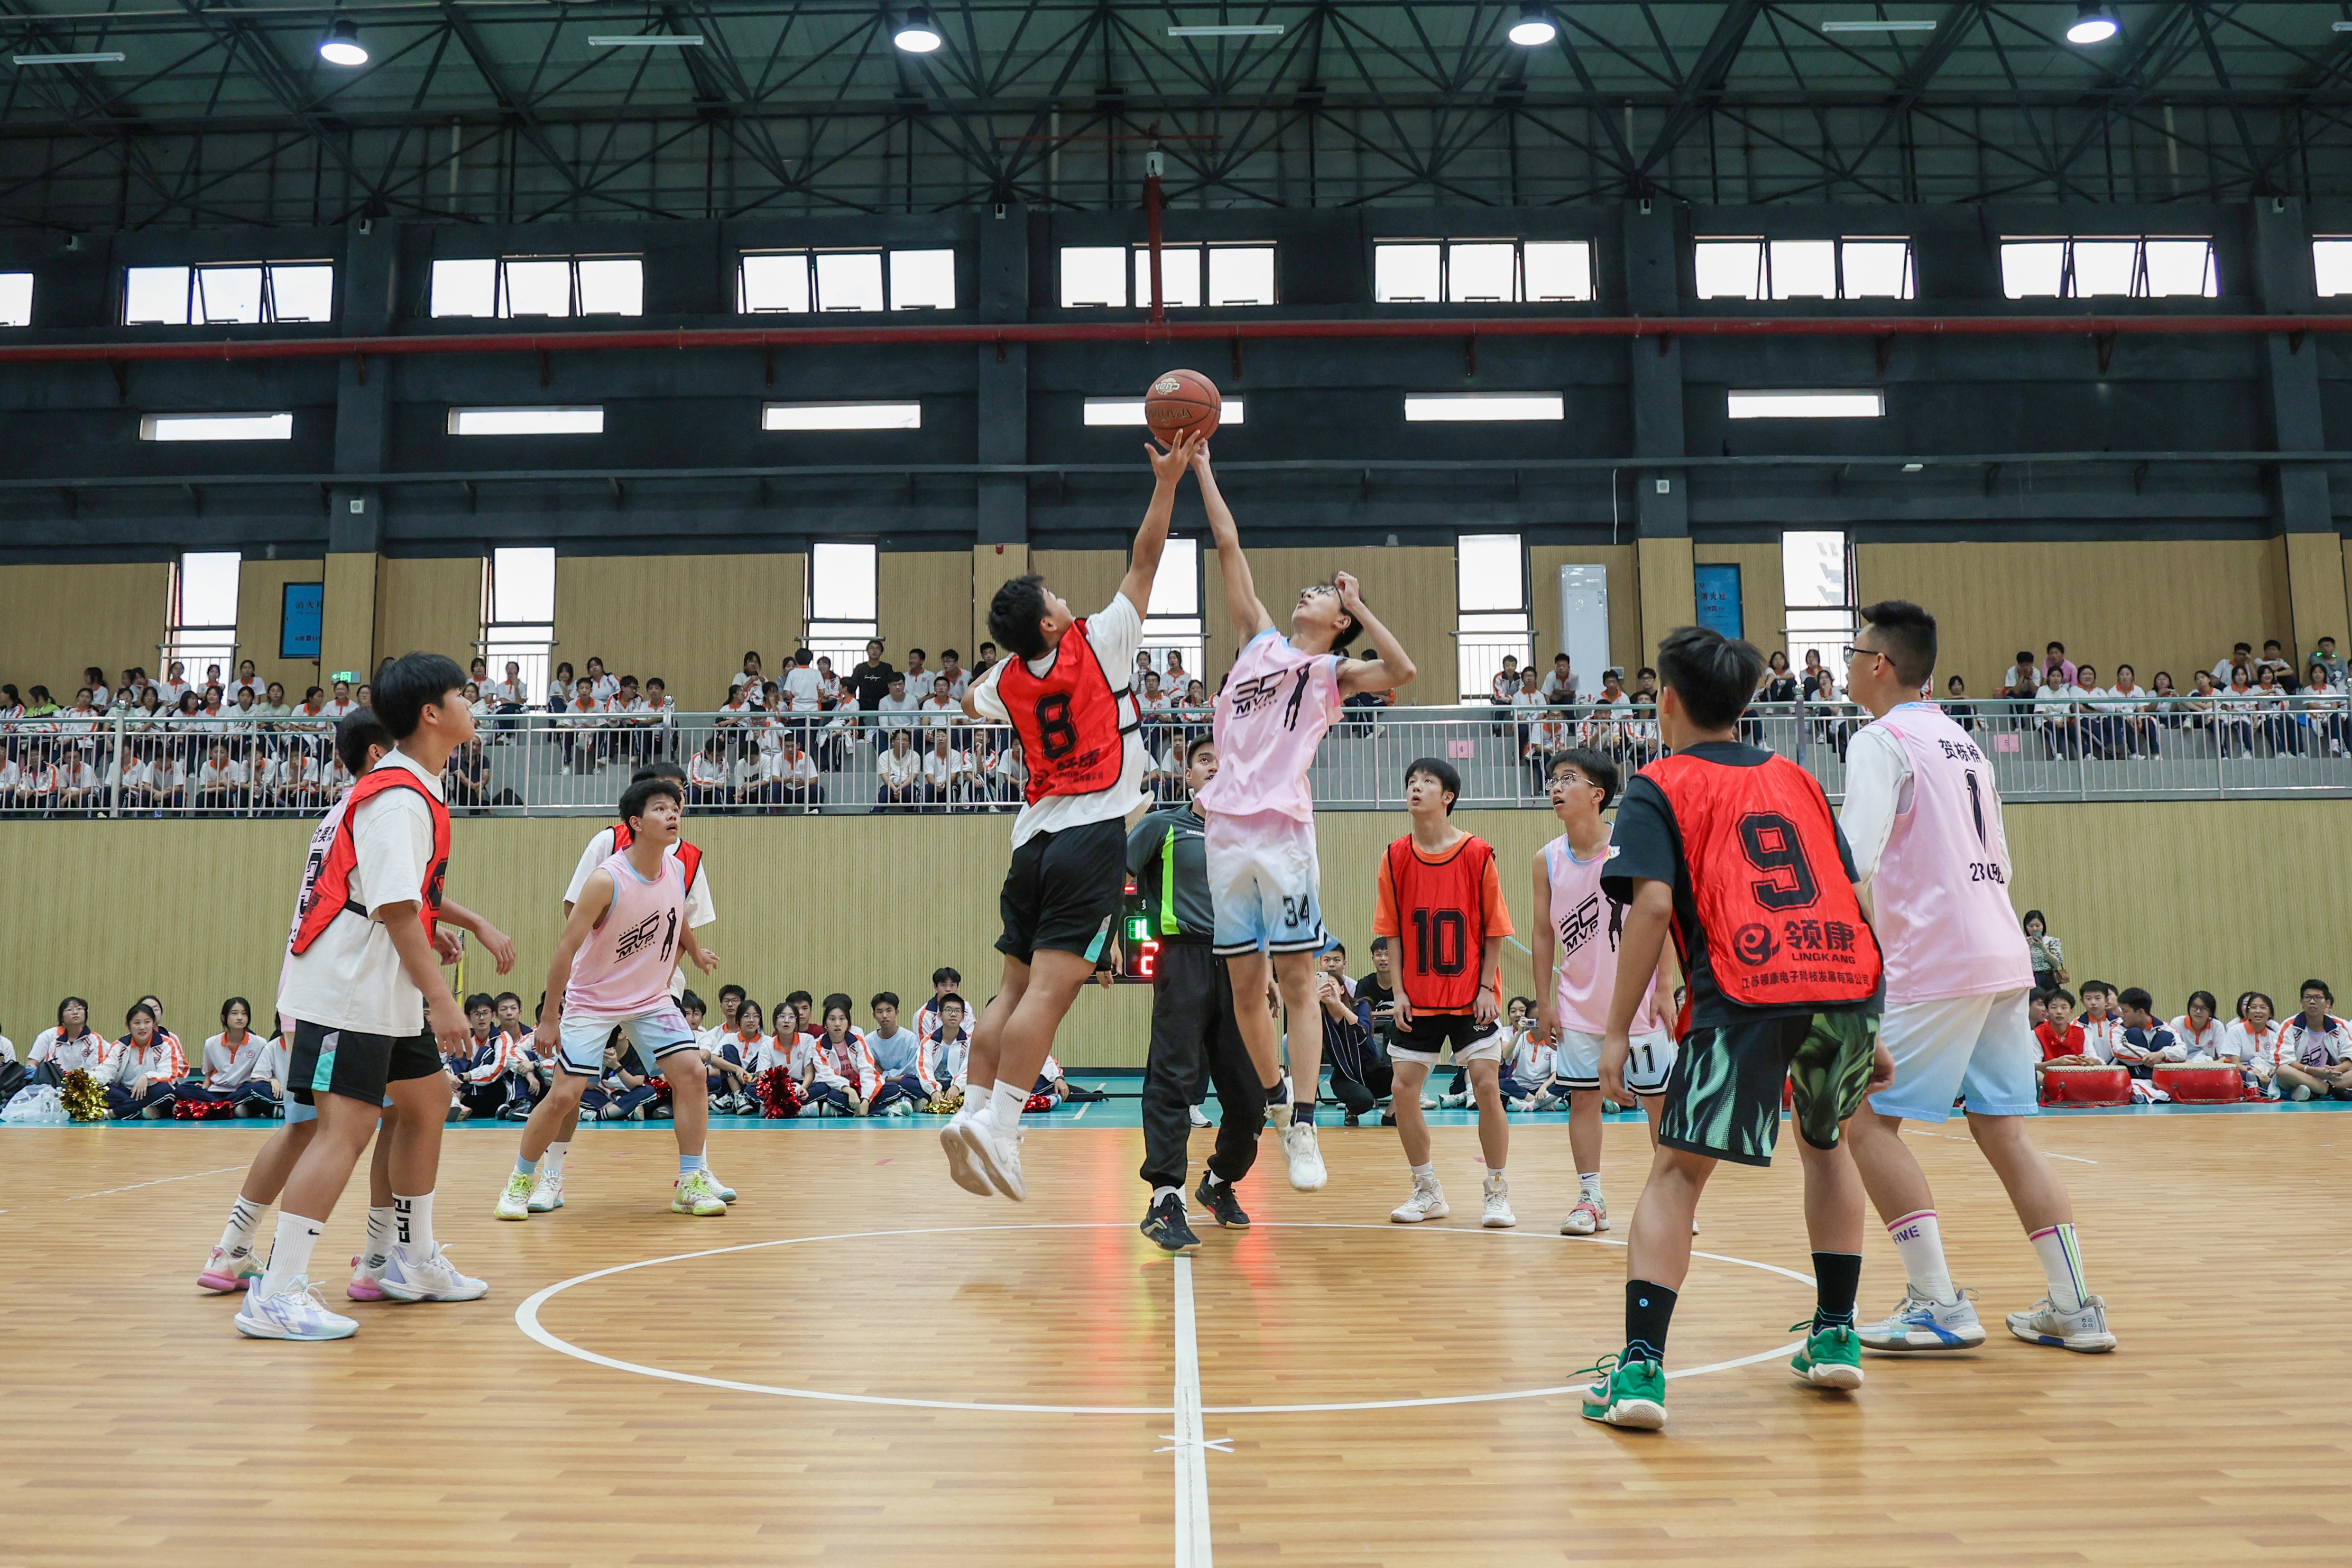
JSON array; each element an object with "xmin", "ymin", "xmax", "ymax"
[{"xmin": 1195, "ymin": 630, "xmax": 1343, "ymax": 823}]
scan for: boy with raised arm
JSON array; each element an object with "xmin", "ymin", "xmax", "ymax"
[{"xmin": 1190, "ymin": 444, "xmax": 1415, "ymax": 1189}]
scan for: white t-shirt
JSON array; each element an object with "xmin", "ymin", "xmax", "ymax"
[
  {"xmin": 781, "ymin": 666, "xmax": 824, "ymax": 711},
  {"xmin": 877, "ymin": 746, "xmax": 923, "ymax": 791},
  {"xmin": 276, "ymin": 750, "xmax": 444, "ymax": 1038},
  {"xmin": 966, "ymin": 589, "xmax": 1149, "ymax": 846}
]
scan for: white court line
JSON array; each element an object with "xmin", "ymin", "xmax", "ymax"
[
  {"xmin": 63, "ymin": 1165, "xmax": 246, "ymax": 1202},
  {"xmin": 1170, "ymin": 1255, "xmax": 1213, "ymax": 1567},
  {"xmin": 1908, "ymin": 1129, "xmax": 2097, "ymax": 1164}
]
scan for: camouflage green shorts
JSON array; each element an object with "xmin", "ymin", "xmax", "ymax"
[{"xmin": 1657, "ymin": 1010, "xmax": 1879, "ymax": 1167}]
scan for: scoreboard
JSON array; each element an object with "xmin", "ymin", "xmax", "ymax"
[{"xmin": 1118, "ymin": 877, "xmax": 1159, "ymax": 983}]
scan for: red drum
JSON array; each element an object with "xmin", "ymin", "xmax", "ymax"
[
  {"xmin": 2043, "ymin": 1063, "xmax": 2131, "ymax": 1106},
  {"xmin": 2154, "ymin": 1060, "xmax": 2244, "ymax": 1104}
]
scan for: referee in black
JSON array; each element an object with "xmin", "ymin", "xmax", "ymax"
[{"xmin": 1130, "ymin": 735, "xmax": 1265, "ymax": 1251}]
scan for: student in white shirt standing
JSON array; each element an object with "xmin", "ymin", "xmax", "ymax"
[
  {"xmin": 234, "ymin": 658, "xmax": 515, "ymax": 1342},
  {"xmin": 1836, "ymin": 601, "xmax": 2113, "ymax": 1358}
]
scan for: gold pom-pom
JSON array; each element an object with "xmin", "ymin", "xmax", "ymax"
[
  {"xmin": 924, "ymin": 1089, "xmax": 963, "ymax": 1115},
  {"xmin": 60, "ymin": 1067, "xmax": 108, "ymax": 1122}
]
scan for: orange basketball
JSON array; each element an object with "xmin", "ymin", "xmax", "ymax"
[{"xmin": 1143, "ymin": 368, "xmax": 1220, "ymax": 446}]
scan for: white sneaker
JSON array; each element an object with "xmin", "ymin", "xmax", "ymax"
[
  {"xmin": 1561, "ymin": 1194, "xmax": 1609, "ymax": 1235},
  {"xmin": 1859, "ymin": 1286, "xmax": 1987, "ymax": 1351},
  {"xmin": 958, "ymin": 1115, "xmax": 1027, "ymax": 1201},
  {"xmin": 527, "ymin": 1171, "xmax": 565, "ymax": 1212},
  {"xmin": 1280, "ymin": 1121, "xmax": 1328, "ymax": 1191},
  {"xmin": 1438, "ymin": 1091, "xmax": 1470, "ymax": 1110},
  {"xmin": 1418, "ymin": 1095, "xmax": 1438, "ymax": 1110},
  {"xmin": 198, "ymin": 1244, "xmax": 265, "ymax": 1294},
  {"xmin": 941, "ymin": 1107, "xmax": 993, "ymax": 1195},
  {"xmin": 495, "ymin": 1171, "xmax": 533, "ymax": 1221},
  {"xmin": 884, "ymin": 1100, "xmax": 912, "ymax": 1118},
  {"xmin": 1187, "ymin": 1104, "xmax": 1212, "ymax": 1128},
  {"xmin": 2006, "ymin": 1295, "xmax": 2116, "ymax": 1353},
  {"xmin": 1481, "ymin": 1173, "xmax": 1516, "ymax": 1228},
  {"xmin": 1389, "ymin": 1173, "xmax": 1449, "ymax": 1223},
  {"xmin": 235, "ymin": 1276, "xmax": 359, "ymax": 1341},
  {"xmin": 670, "ymin": 1170, "xmax": 728, "ymax": 1216},
  {"xmin": 1506, "ymin": 1097, "xmax": 1536, "ymax": 1113},
  {"xmin": 705, "ymin": 1170, "xmax": 737, "ymax": 1203},
  {"xmin": 378, "ymin": 1244, "xmax": 490, "ymax": 1303}
]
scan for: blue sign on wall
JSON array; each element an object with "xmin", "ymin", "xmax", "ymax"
[
  {"xmin": 1693, "ymin": 564, "xmax": 1744, "ymax": 640},
  {"xmin": 281, "ymin": 582, "xmax": 324, "ymax": 659}
]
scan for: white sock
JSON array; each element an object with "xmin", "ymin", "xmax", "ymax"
[
  {"xmin": 1578, "ymin": 1172, "xmax": 1603, "ymax": 1202},
  {"xmin": 1410, "ymin": 1161, "xmax": 1436, "ymax": 1179},
  {"xmin": 218, "ymin": 1196, "xmax": 264, "ymax": 1258},
  {"xmin": 543, "ymin": 1142, "xmax": 569, "ymax": 1177},
  {"xmin": 1886, "ymin": 1209, "xmax": 1956, "ymax": 1302},
  {"xmin": 256, "ymin": 1212, "xmax": 322, "ymax": 1298},
  {"xmin": 363, "ymin": 1205, "xmax": 394, "ymax": 1271},
  {"xmin": 989, "ymin": 1079, "xmax": 1029, "ymax": 1130},
  {"xmin": 1151, "ymin": 1185, "xmax": 1182, "ymax": 1205},
  {"xmin": 1486, "ymin": 1165, "xmax": 1506, "ymax": 1180},
  {"xmin": 393, "ymin": 1191, "xmax": 436, "ymax": 1256},
  {"xmin": 2030, "ymin": 1223, "xmax": 2089, "ymax": 1313}
]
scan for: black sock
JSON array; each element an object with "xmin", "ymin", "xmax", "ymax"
[
  {"xmin": 1624, "ymin": 1279, "xmax": 1677, "ymax": 1367},
  {"xmin": 1292, "ymin": 1102, "xmax": 1315, "ymax": 1126},
  {"xmin": 1812, "ymin": 1251, "xmax": 1864, "ymax": 1331}
]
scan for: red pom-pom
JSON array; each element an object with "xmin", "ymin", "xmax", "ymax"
[
  {"xmin": 1025, "ymin": 1091, "xmax": 1057, "ymax": 1114},
  {"xmin": 753, "ymin": 1066, "xmax": 805, "ymax": 1119}
]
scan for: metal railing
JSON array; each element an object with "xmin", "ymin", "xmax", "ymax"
[{"xmin": 1, "ymin": 695, "xmax": 2346, "ymax": 819}]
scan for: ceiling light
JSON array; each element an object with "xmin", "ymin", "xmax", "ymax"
[
  {"xmin": 2335, "ymin": 20, "xmax": 2352, "ymax": 30},
  {"xmin": 2065, "ymin": 4, "xmax": 2119, "ymax": 44},
  {"xmin": 317, "ymin": 19, "xmax": 367, "ymax": 67},
  {"xmin": 893, "ymin": 6, "xmax": 943, "ymax": 52},
  {"xmin": 1507, "ymin": 3, "xmax": 1558, "ymax": 47},
  {"xmin": 1167, "ymin": 24, "xmax": 1285, "ymax": 37},
  {"xmin": 1902, "ymin": 462, "xmax": 1925, "ymax": 473},
  {"xmin": 587, "ymin": 34, "xmax": 706, "ymax": 47},
  {"xmin": 12, "ymin": 52, "xmax": 127, "ymax": 66},
  {"xmin": 1820, "ymin": 20, "xmax": 1938, "ymax": 33}
]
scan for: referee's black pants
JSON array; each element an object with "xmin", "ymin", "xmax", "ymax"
[{"xmin": 1139, "ymin": 942, "xmax": 1266, "ymax": 1193}]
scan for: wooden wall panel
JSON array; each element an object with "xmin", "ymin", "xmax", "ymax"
[
  {"xmin": 235, "ymin": 557, "xmax": 326, "ymax": 702},
  {"xmin": 555, "ymin": 554, "xmax": 805, "ymax": 710},
  {"xmin": 1529, "ymin": 544, "xmax": 1640, "ymax": 684},
  {"xmin": 1029, "ymin": 549, "xmax": 1130, "ymax": 636},
  {"xmin": 1856, "ymin": 540, "xmax": 2293, "ymax": 696},
  {"xmin": 373, "ymin": 556, "xmax": 482, "ymax": 678},
  {"xmin": 878, "ymin": 551, "xmax": 975, "ymax": 675},
  {"xmin": 1693, "ymin": 542, "xmax": 1785, "ymax": 662},
  {"xmin": 6, "ymin": 798, "xmax": 2341, "ymax": 1068},
  {"xmin": 1200, "ymin": 545, "xmax": 1456, "ymax": 703},
  {"xmin": 0, "ymin": 562, "xmax": 170, "ymax": 702}
]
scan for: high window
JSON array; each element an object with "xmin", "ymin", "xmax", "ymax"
[
  {"xmin": 124, "ymin": 261, "xmax": 335, "ymax": 325},
  {"xmin": 1084, "ymin": 397, "xmax": 1246, "ymax": 427},
  {"xmin": 1373, "ymin": 239, "xmax": 1594, "ymax": 303},
  {"xmin": 1999, "ymin": 237, "xmax": 2217, "ymax": 299},
  {"xmin": 1059, "ymin": 244, "xmax": 1276, "ymax": 309},
  {"xmin": 1142, "ymin": 537, "xmax": 1205, "ymax": 679},
  {"xmin": 2311, "ymin": 238, "xmax": 2352, "ymax": 297},
  {"xmin": 1782, "ymin": 532, "xmax": 1854, "ymax": 680},
  {"xmin": 807, "ymin": 542, "xmax": 879, "ymax": 667},
  {"xmin": 430, "ymin": 256, "xmax": 643, "ymax": 318},
  {"xmin": 1727, "ymin": 390, "xmax": 1885, "ymax": 420},
  {"xmin": 1455, "ymin": 534, "xmax": 1533, "ymax": 702},
  {"xmin": 0, "ymin": 272, "xmax": 31, "ymax": 327},
  {"xmin": 1693, "ymin": 238, "xmax": 1914, "ymax": 301},
  {"xmin": 165, "ymin": 551, "xmax": 242, "ymax": 695},
  {"xmin": 481, "ymin": 548, "xmax": 557, "ymax": 699},
  {"xmin": 737, "ymin": 249, "xmax": 955, "ymax": 313},
  {"xmin": 140, "ymin": 412, "xmax": 294, "ymax": 441},
  {"xmin": 1405, "ymin": 393, "xmax": 1563, "ymax": 422},
  {"xmin": 448, "ymin": 407, "xmax": 605, "ymax": 436}
]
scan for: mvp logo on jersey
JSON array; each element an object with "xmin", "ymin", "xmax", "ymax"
[{"xmin": 613, "ymin": 907, "xmax": 678, "ymax": 964}]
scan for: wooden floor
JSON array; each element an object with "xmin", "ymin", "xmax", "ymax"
[{"xmin": 4, "ymin": 1111, "xmax": 2349, "ymax": 1566}]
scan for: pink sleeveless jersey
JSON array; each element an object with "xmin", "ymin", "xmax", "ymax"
[
  {"xmin": 565, "ymin": 851, "xmax": 688, "ymax": 1020},
  {"xmin": 1862, "ymin": 703, "xmax": 2035, "ymax": 1006},
  {"xmin": 1543, "ymin": 834, "xmax": 1664, "ymax": 1037},
  {"xmin": 1195, "ymin": 630, "xmax": 1344, "ymax": 822}
]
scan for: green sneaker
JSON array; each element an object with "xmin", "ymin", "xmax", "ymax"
[
  {"xmin": 1789, "ymin": 1321, "xmax": 1865, "ymax": 1390},
  {"xmin": 1578, "ymin": 1353, "xmax": 1667, "ymax": 1430},
  {"xmin": 671, "ymin": 1169, "xmax": 727, "ymax": 1216},
  {"xmin": 494, "ymin": 1170, "xmax": 534, "ymax": 1221}
]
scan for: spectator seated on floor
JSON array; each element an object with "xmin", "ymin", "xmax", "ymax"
[
  {"xmin": 27, "ymin": 996, "xmax": 108, "ymax": 1085},
  {"xmin": 796, "ymin": 994, "xmax": 879, "ymax": 1115},
  {"xmin": 2112, "ymin": 988, "xmax": 2182, "ymax": 1079},
  {"xmin": 190, "ymin": 996, "xmax": 280, "ymax": 1117},
  {"xmin": 914, "ymin": 969, "xmax": 964, "ymax": 1044},
  {"xmin": 2220, "ymin": 991, "xmax": 2285, "ymax": 1096},
  {"xmin": 1325, "ymin": 937, "xmax": 1399, "ymax": 1126},
  {"xmin": 2273, "ymin": 980, "xmax": 2352, "ymax": 1102},
  {"xmin": 449, "ymin": 993, "xmax": 528, "ymax": 1120},
  {"xmin": 698, "ymin": 994, "xmax": 763, "ymax": 1115},
  {"xmin": 917, "ymin": 993, "xmax": 971, "ymax": 1111},
  {"xmin": 864, "ymin": 992, "xmax": 930, "ymax": 1117},
  {"xmin": 581, "ymin": 1040, "xmax": 661, "ymax": 1121},
  {"xmin": 2167, "ymin": 991, "xmax": 2225, "ymax": 1060},
  {"xmin": 2032, "ymin": 988, "xmax": 2096, "ymax": 1092},
  {"xmin": 2074, "ymin": 981, "xmax": 2124, "ymax": 1064},
  {"xmin": 1499, "ymin": 998, "xmax": 1560, "ymax": 1112},
  {"xmin": 102, "ymin": 1001, "xmax": 183, "ymax": 1119}
]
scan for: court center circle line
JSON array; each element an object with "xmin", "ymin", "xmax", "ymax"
[{"xmin": 513, "ymin": 1221, "xmax": 1811, "ymax": 1416}]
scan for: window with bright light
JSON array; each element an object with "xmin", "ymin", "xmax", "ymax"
[
  {"xmin": 764, "ymin": 402, "xmax": 923, "ymax": 431},
  {"xmin": 736, "ymin": 249, "xmax": 953, "ymax": 313},
  {"xmin": 1693, "ymin": 238, "xmax": 1914, "ymax": 301},
  {"xmin": 447, "ymin": 407, "xmax": 605, "ymax": 436},
  {"xmin": 1374, "ymin": 238, "xmax": 1594, "ymax": 303},
  {"xmin": 482, "ymin": 547, "xmax": 557, "ymax": 699},
  {"xmin": 1405, "ymin": 393, "xmax": 1564, "ymax": 422},
  {"xmin": 1999, "ymin": 236, "xmax": 2217, "ymax": 299},
  {"xmin": 808, "ymin": 541, "xmax": 880, "ymax": 666},
  {"xmin": 428, "ymin": 256, "xmax": 644, "ymax": 318},
  {"xmin": 123, "ymin": 261, "xmax": 336, "ymax": 325},
  {"xmin": 2315, "ymin": 239, "xmax": 2352, "ymax": 298},
  {"xmin": 1084, "ymin": 398, "xmax": 1246, "ymax": 427},
  {"xmin": 140, "ymin": 412, "xmax": 295, "ymax": 441},
  {"xmin": 1456, "ymin": 534, "xmax": 1533, "ymax": 702},
  {"xmin": 1143, "ymin": 536, "xmax": 1206, "ymax": 678},
  {"xmin": 1782, "ymin": 531, "xmax": 1853, "ymax": 681},
  {"xmin": 1060, "ymin": 244, "xmax": 1277, "ymax": 308},
  {"xmin": 166, "ymin": 551, "xmax": 242, "ymax": 694},
  {"xmin": 0, "ymin": 272, "xmax": 30, "ymax": 327},
  {"xmin": 1727, "ymin": 390, "xmax": 1885, "ymax": 420}
]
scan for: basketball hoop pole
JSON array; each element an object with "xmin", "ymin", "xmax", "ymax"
[{"xmin": 1143, "ymin": 147, "xmax": 1167, "ymax": 336}]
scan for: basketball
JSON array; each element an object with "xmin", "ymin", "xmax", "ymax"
[{"xmin": 1143, "ymin": 367, "xmax": 1220, "ymax": 445}]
